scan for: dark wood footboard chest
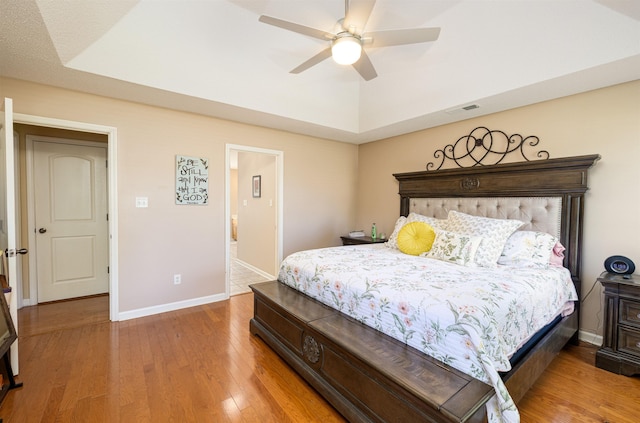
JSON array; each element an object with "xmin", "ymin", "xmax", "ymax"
[{"xmin": 250, "ymin": 280, "xmax": 493, "ymax": 423}]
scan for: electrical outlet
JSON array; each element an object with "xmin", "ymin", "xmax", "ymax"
[{"xmin": 173, "ymin": 274, "xmax": 181, "ymax": 285}]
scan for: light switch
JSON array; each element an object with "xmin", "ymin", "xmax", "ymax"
[
  {"xmin": 243, "ymin": 199, "xmax": 248, "ymax": 206},
  {"xmin": 135, "ymin": 197, "xmax": 148, "ymax": 208}
]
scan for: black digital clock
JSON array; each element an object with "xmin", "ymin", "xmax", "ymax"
[{"xmin": 604, "ymin": 255, "xmax": 635, "ymax": 275}]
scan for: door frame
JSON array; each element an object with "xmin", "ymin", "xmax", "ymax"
[
  {"xmin": 26, "ymin": 136, "xmax": 109, "ymax": 305},
  {"xmin": 225, "ymin": 144, "xmax": 283, "ymax": 296},
  {"xmin": 13, "ymin": 112, "xmax": 119, "ymax": 321},
  {"xmin": 2, "ymin": 98, "xmax": 21, "ymax": 372}
]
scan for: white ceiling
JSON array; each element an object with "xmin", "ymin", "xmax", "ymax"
[{"xmin": 1, "ymin": 0, "xmax": 639, "ymax": 144}]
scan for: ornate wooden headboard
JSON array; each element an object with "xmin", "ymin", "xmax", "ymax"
[
  {"xmin": 394, "ymin": 154, "xmax": 600, "ymax": 299},
  {"xmin": 391, "ymin": 127, "xmax": 598, "ymax": 303},
  {"xmin": 393, "ymin": 127, "xmax": 599, "ymax": 288}
]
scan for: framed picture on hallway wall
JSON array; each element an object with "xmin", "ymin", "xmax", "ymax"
[{"xmin": 252, "ymin": 175, "xmax": 261, "ymax": 198}]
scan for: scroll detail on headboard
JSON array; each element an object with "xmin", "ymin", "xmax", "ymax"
[{"xmin": 427, "ymin": 126, "xmax": 550, "ymax": 170}]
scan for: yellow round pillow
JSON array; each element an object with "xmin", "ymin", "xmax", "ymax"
[{"xmin": 397, "ymin": 222, "xmax": 436, "ymax": 256}]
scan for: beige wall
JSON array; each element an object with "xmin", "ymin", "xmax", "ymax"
[
  {"xmin": 356, "ymin": 80, "xmax": 640, "ymax": 339},
  {"xmin": 230, "ymin": 168, "xmax": 238, "ymax": 218},
  {"xmin": 237, "ymin": 151, "xmax": 277, "ymax": 276},
  {"xmin": 1, "ymin": 77, "xmax": 358, "ymax": 314}
]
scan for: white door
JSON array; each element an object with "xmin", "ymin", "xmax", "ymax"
[
  {"xmin": 0, "ymin": 98, "xmax": 21, "ymax": 373},
  {"xmin": 33, "ymin": 140, "xmax": 108, "ymax": 302}
]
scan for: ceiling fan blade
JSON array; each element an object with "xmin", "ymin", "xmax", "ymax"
[
  {"xmin": 343, "ymin": 0, "xmax": 376, "ymax": 34},
  {"xmin": 367, "ymin": 27, "xmax": 441, "ymax": 48},
  {"xmin": 259, "ymin": 15, "xmax": 333, "ymax": 41},
  {"xmin": 352, "ymin": 50, "xmax": 377, "ymax": 81},
  {"xmin": 290, "ymin": 47, "xmax": 333, "ymax": 74}
]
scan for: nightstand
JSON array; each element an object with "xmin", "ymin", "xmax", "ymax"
[
  {"xmin": 340, "ymin": 236, "xmax": 387, "ymax": 246},
  {"xmin": 595, "ymin": 271, "xmax": 640, "ymax": 376}
]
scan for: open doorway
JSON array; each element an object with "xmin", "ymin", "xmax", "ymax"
[
  {"xmin": 225, "ymin": 145, "xmax": 283, "ymax": 296},
  {"xmin": 11, "ymin": 115, "xmax": 119, "ymax": 322}
]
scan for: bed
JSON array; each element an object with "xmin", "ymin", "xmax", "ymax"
[{"xmin": 250, "ymin": 128, "xmax": 599, "ymax": 423}]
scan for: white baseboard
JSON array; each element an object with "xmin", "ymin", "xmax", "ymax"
[
  {"xmin": 578, "ymin": 329, "xmax": 602, "ymax": 346},
  {"xmin": 233, "ymin": 258, "xmax": 275, "ymax": 280},
  {"xmin": 20, "ymin": 298, "xmax": 35, "ymax": 307},
  {"xmin": 117, "ymin": 292, "xmax": 227, "ymax": 321}
]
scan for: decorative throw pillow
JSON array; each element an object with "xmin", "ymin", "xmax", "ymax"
[
  {"xmin": 387, "ymin": 213, "xmax": 446, "ymax": 250},
  {"xmin": 425, "ymin": 230, "xmax": 482, "ymax": 266},
  {"xmin": 498, "ymin": 231, "xmax": 558, "ymax": 268},
  {"xmin": 397, "ymin": 222, "xmax": 436, "ymax": 256},
  {"xmin": 549, "ymin": 242, "xmax": 566, "ymax": 267},
  {"xmin": 446, "ymin": 211, "xmax": 523, "ymax": 268},
  {"xmin": 385, "ymin": 216, "xmax": 407, "ymax": 250}
]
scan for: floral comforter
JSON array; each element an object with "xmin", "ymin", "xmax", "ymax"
[{"xmin": 277, "ymin": 244, "xmax": 578, "ymax": 423}]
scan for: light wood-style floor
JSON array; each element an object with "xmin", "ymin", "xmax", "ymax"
[{"xmin": 1, "ymin": 293, "xmax": 639, "ymax": 422}]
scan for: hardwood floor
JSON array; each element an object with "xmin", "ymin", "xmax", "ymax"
[{"xmin": 1, "ymin": 293, "xmax": 638, "ymax": 422}]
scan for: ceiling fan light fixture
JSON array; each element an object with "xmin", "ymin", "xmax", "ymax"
[{"xmin": 331, "ymin": 35, "xmax": 362, "ymax": 65}]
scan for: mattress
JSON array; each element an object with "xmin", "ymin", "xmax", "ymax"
[{"xmin": 278, "ymin": 243, "xmax": 578, "ymax": 423}]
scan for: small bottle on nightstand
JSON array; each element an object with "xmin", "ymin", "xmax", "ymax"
[{"xmin": 371, "ymin": 223, "xmax": 377, "ymax": 239}]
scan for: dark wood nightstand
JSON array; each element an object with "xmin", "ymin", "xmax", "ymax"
[
  {"xmin": 340, "ymin": 236, "xmax": 387, "ymax": 246},
  {"xmin": 595, "ymin": 271, "xmax": 640, "ymax": 376}
]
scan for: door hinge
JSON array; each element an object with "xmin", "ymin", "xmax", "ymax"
[{"xmin": 107, "ymin": 266, "xmax": 110, "ymax": 274}]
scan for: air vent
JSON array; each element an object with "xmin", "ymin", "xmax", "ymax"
[{"xmin": 444, "ymin": 104, "xmax": 481, "ymax": 115}]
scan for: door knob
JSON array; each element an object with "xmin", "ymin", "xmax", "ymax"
[
  {"xmin": 4, "ymin": 248, "xmax": 28, "ymax": 257},
  {"xmin": 38, "ymin": 228, "xmax": 47, "ymax": 234}
]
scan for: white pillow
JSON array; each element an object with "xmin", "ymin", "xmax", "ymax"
[
  {"xmin": 498, "ymin": 230, "xmax": 558, "ymax": 268},
  {"xmin": 446, "ymin": 211, "xmax": 523, "ymax": 268},
  {"xmin": 406, "ymin": 212, "xmax": 447, "ymax": 229},
  {"xmin": 385, "ymin": 216, "xmax": 407, "ymax": 250},
  {"xmin": 424, "ymin": 230, "xmax": 482, "ymax": 266}
]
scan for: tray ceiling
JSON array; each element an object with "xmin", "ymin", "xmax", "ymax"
[{"xmin": 1, "ymin": 0, "xmax": 639, "ymax": 143}]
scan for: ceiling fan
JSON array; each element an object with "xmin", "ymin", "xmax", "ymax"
[{"xmin": 258, "ymin": 0, "xmax": 441, "ymax": 81}]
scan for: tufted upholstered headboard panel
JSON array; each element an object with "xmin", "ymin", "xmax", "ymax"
[{"xmin": 409, "ymin": 197, "xmax": 562, "ymax": 239}]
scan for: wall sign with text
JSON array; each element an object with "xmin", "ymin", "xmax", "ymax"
[{"xmin": 176, "ymin": 155, "xmax": 209, "ymax": 205}]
